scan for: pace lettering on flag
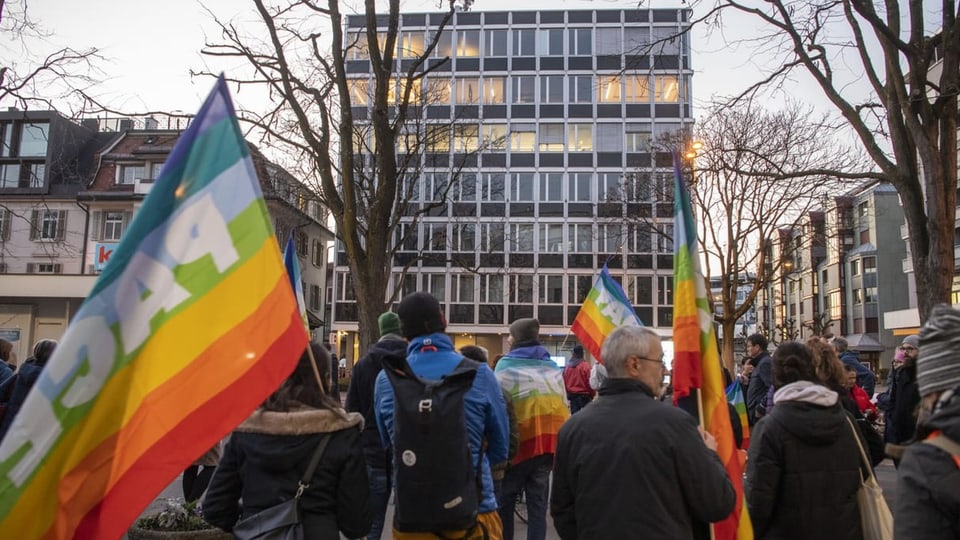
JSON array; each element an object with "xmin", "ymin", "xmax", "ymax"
[
  {"xmin": 570, "ymin": 264, "xmax": 643, "ymax": 363},
  {"xmin": 0, "ymin": 76, "xmax": 309, "ymax": 539},
  {"xmin": 672, "ymin": 155, "xmax": 753, "ymax": 540}
]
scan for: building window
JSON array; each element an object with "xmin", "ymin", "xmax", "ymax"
[
  {"xmin": 119, "ymin": 164, "xmax": 146, "ymax": 185},
  {"xmin": 570, "ymin": 223, "xmax": 593, "ymax": 252},
  {"xmin": 538, "ymin": 124, "xmax": 565, "ymax": 152},
  {"xmin": 512, "ymin": 76, "xmax": 536, "ymax": 103},
  {"xmin": 850, "ymin": 259, "xmax": 860, "ymax": 276},
  {"xmin": 482, "ymin": 77, "xmax": 506, "ymax": 104},
  {"xmin": 0, "ymin": 164, "xmax": 19, "ymax": 188},
  {"xmin": 628, "ymin": 223, "xmax": 652, "ymax": 253},
  {"xmin": 854, "ymin": 288, "xmax": 863, "ymax": 304},
  {"xmin": 337, "ymin": 272, "xmax": 355, "ymax": 301},
  {"xmin": 598, "ymin": 223, "xmax": 621, "ymax": 252},
  {"xmin": 628, "ymin": 275, "xmax": 654, "ymax": 305},
  {"xmin": 624, "ymin": 27, "xmax": 651, "ymax": 51},
  {"xmin": 539, "ymin": 223, "xmax": 564, "ymax": 253},
  {"xmin": 598, "ymin": 173, "xmax": 622, "ymax": 201},
  {"xmin": 452, "ymin": 274, "xmax": 475, "ymax": 303},
  {"xmin": 568, "ymin": 124, "xmax": 593, "ymax": 152},
  {"xmin": 484, "ymin": 30, "xmax": 508, "ymax": 56},
  {"xmin": 539, "ymin": 28, "xmax": 564, "ymax": 55},
  {"xmin": 482, "ymin": 274, "xmax": 504, "ymax": 303},
  {"xmin": 539, "ymin": 173, "xmax": 563, "ymax": 202},
  {"xmin": 424, "ymin": 172, "xmax": 448, "ymax": 202},
  {"xmin": 656, "ymin": 224, "xmax": 674, "ymax": 253},
  {"xmin": 510, "ymin": 127, "xmax": 536, "ymax": 152},
  {"xmin": 539, "ymin": 274, "xmax": 564, "ymax": 304},
  {"xmin": 453, "ymin": 223, "xmax": 476, "ymax": 251},
  {"xmin": 426, "ymin": 223, "xmax": 447, "ymax": 252},
  {"xmin": 425, "ymin": 78, "xmax": 452, "ymax": 105},
  {"xmin": 658, "ymin": 276, "xmax": 674, "ymax": 305},
  {"xmin": 510, "ymin": 274, "xmax": 534, "ymax": 303},
  {"xmin": 426, "ymin": 273, "xmax": 446, "ymax": 301},
  {"xmin": 28, "ymin": 262, "xmax": 62, "ymax": 274},
  {"xmin": 569, "ymin": 75, "xmax": 593, "ymax": 103},
  {"xmin": 453, "ymin": 125, "xmax": 479, "ymax": 152},
  {"xmin": 453, "ymin": 173, "xmax": 476, "ymax": 202},
  {"xmin": 481, "ymin": 124, "xmax": 507, "ymax": 150},
  {"xmin": 858, "ymin": 201, "xmax": 869, "ymax": 217},
  {"xmin": 479, "ymin": 223, "xmax": 505, "ymax": 252},
  {"xmin": 455, "ymin": 78, "xmax": 480, "ymax": 104},
  {"xmin": 510, "ymin": 223, "xmax": 535, "ymax": 252},
  {"xmin": 598, "ymin": 75, "xmax": 622, "ymax": 103},
  {"xmin": 310, "ymin": 284, "xmax": 321, "ymax": 311},
  {"xmin": 0, "ymin": 208, "xmax": 9, "ymax": 240},
  {"xmin": 395, "ymin": 223, "xmax": 418, "ymax": 251},
  {"xmin": 864, "ymin": 287, "xmax": 878, "ymax": 303},
  {"xmin": 540, "ymin": 75, "xmax": 564, "ymax": 103},
  {"xmin": 569, "ymin": 173, "xmax": 592, "ymax": 202},
  {"xmin": 568, "ymin": 274, "xmax": 593, "ymax": 304},
  {"xmin": 569, "ymin": 28, "xmax": 592, "ymax": 55},
  {"xmin": 480, "ymin": 173, "xmax": 505, "ymax": 201},
  {"xmin": 625, "ymin": 75, "xmax": 650, "ymax": 103},
  {"xmin": 426, "ymin": 125, "xmax": 450, "ymax": 153},
  {"xmin": 18, "ymin": 123, "xmax": 49, "ymax": 157},
  {"xmin": 626, "ymin": 128, "xmax": 651, "ymax": 152},
  {"xmin": 513, "ymin": 29, "xmax": 536, "ymax": 56},
  {"xmin": 454, "ymin": 30, "xmax": 480, "ymax": 57},
  {"xmin": 347, "ymin": 79, "xmax": 369, "ymax": 106},
  {"xmin": 510, "ymin": 173, "xmax": 535, "ymax": 201},
  {"xmin": 399, "ymin": 31, "xmax": 425, "ymax": 58},
  {"xmin": 312, "ymin": 240, "xmax": 324, "ymax": 267},
  {"xmin": 31, "ymin": 209, "xmax": 66, "ymax": 241},
  {"xmin": 650, "ymin": 27, "xmax": 683, "ymax": 55},
  {"xmin": 595, "ymin": 27, "xmax": 621, "ymax": 55},
  {"xmin": 863, "ymin": 256, "xmax": 876, "ymax": 272},
  {"xmin": 654, "ymin": 75, "xmax": 680, "ymax": 102},
  {"xmin": 102, "ymin": 211, "xmax": 126, "ymax": 241}
]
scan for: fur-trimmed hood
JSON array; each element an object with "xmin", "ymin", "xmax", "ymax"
[{"xmin": 236, "ymin": 404, "xmax": 364, "ymax": 436}]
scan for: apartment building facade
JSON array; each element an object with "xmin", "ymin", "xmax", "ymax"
[
  {"xmin": 0, "ymin": 115, "xmax": 334, "ymax": 362},
  {"xmin": 331, "ymin": 8, "xmax": 694, "ymax": 363}
]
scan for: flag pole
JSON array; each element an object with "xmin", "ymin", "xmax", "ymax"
[{"xmin": 305, "ymin": 341, "xmax": 326, "ymax": 394}]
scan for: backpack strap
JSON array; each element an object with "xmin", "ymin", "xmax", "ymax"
[
  {"xmin": 294, "ymin": 433, "xmax": 332, "ymax": 500},
  {"xmin": 923, "ymin": 431, "xmax": 960, "ymax": 468}
]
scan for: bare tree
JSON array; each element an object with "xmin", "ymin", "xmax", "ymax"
[
  {"xmin": 686, "ymin": 0, "xmax": 958, "ymax": 323},
  {"xmin": 198, "ymin": 0, "xmax": 475, "ymax": 350}
]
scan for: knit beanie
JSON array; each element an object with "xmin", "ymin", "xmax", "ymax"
[
  {"xmin": 902, "ymin": 334, "xmax": 920, "ymax": 349},
  {"xmin": 917, "ymin": 304, "xmax": 960, "ymax": 396},
  {"xmin": 509, "ymin": 318, "xmax": 540, "ymax": 344},
  {"xmin": 378, "ymin": 312, "xmax": 401, "ymax": 337},
  {"xmin": 397, "ymin": 292, "xmax": 446, "ymax": 338}
]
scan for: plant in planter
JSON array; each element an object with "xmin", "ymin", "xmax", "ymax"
[{"xmin": 128, "ymin": 498, "xmax": 232, "ymax": 540}]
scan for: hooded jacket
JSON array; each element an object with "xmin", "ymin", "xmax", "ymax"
[
  {"xmin": 345, "ymin": 334, "xmax": 407, "ymax": 470},
  {"xmin": 745, "ymin": 381, "xmax": 864, "ymax": 540},
  {"xmin": 202, "ymin": 405, "xmax": 371, "ymax": 539},
  {"xmin": 839, "ymin": 350, "xmax": 876, "ymax": 397},
  {"xmin": 895, "ymin": 388, "xmax": 960, "ymax": 539},
  {"xmin": 562, "ymin": 356, "xmax": 593, "ymax": 397},
  {"xmin": 746, "ymin": 351, "xmax": 773, "ymax": 425}
]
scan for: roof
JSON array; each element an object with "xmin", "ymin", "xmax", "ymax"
[
  {"xmin": 846, "ymin": 242, "xmax": 877, "ymax": 257},
  {"xmin": 845, "ymin": 333, "xmax": 885, "ymax": 352}
]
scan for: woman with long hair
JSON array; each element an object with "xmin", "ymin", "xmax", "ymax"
[
  {"xmin": 203, "ymin": 343, "xmax": 371, "ymax": 538},
  {"xmin": 745, "ymin": 341, "xmax": 865, "ymax": 539}
]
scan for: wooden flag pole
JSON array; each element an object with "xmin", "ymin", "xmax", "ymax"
[{"xmin": 304, "ymin": 342, "xmax": 326, "ymax": 394}]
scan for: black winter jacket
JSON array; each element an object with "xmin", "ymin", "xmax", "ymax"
[
  {"xmin": 345, "ymin": 335, "xmax": 407, "ymax": 470},
  {"xmin": 745, "ymin": 382, "xmax": 864, "ymax": 540},
  {"xmin": 889, "ymin": 363, "xmax": 921, "ymax": 444},
  {"xmin": 551, "ymin": 378, "xmax": 735, "ymax": 540},
  {"xmin": 203, "ymin": 405, "xmax": 371, "ymax": 539},
  {"xmin": 747, "ymin": 352, "xmax": 773, "ymax": 425},
  {"xmin": 895, "ymin": 390, "xmax": 960, "ymax": 540}
]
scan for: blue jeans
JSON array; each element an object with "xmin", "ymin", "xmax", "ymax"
[
  {"xmin": 497, "ymin": 454, "xmax": 552, "ymax": 540},
  {"xmin": 366, "ymin": 465, "xmax": 389, "ymax": 540}
]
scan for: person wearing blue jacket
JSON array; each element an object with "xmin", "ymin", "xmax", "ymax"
[
  {"xmin": 833, "ymin": 336, "xmax": 876, "ymax": 397},
  {"xmin": 374, "ymin": 292, "xmax": 510, "ymax": 539}
]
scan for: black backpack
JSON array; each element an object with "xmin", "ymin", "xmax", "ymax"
[{"xmin": 382, "ymin": 353, "xmax": 485, "ymax": 536}]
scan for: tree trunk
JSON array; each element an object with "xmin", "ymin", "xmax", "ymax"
[{"xmin": 720, "ymin": 319, "xmax": 737, "ymax": 375}]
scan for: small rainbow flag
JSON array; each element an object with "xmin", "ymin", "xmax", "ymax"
[
  {"xmin": 570, "ymin": 264, "xmax": 644, "ymax": 362},
  {"xmin": 0, "ymin": 77, "xmax": 309, "ymax": 538},
  {"xmin": 725, "ymin": 379, "xmax": 750, "ymax": 449},
  {"xmin": 283, "ymin": 232, "xmax": 310, "ymax": 333},
  {"xmin": 672, "ymin": 155, "xmax": 753, "ymax": 540}
]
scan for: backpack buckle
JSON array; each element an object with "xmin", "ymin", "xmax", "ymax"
[{"xmin": 419, "ymin": 399, "xmax": 433, "ymax": 413}]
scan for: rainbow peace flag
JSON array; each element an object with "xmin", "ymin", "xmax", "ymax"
[
  {"xmin": 0, "ymin": 77, "xmax": 309, "ymax": 538},
  {"xmin": 570, "ymin": 264, "xmax": 643, "ymax": 362},
  {"xmin": 494, "ymin": 357, "xmax": 569, "ymax": 463},
  {"xmin": 725, "ymin": 379, "xmax": 751, "ymax": 449},
  {"xmin": 283, "ymin": 232, "xmax": 310, "ymax": 333},
  {"xmin": 672, "ymin": 156, "xmax": 753, "ymax": 540}
]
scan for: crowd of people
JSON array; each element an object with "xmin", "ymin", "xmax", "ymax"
[{"xmin": 0, "ymin": 293, "xmax": 958, "ymax": 539}]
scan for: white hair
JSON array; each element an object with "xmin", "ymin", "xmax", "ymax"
[{"xmin": 601, "ymin": 326, "xmax": 660, "ymax": 378}]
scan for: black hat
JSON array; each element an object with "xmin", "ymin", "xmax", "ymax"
[{"xmin": 397, "ymin": 292, "xmax": 446, "ymax": 338}]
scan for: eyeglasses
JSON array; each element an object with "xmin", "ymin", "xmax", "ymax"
[{"xmin": 632, "ymin": 354, "xmax": 666, "ymax": 368}]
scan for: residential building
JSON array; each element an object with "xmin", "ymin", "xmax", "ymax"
[
  {"xmin": 331, "ymin": 8, "xmax": 694, "ymax": 363},
  {"xmin": 0, "ymin": 115, "xmax": 335, "ymax": 361}
]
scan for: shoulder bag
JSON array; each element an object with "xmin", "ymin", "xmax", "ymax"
[
  {"xmin": 845, "ymin": 416, "xmax": 893, "ymax": 540},
  {"xmin": 231, "ymin": 433, "xmax": 332, "ymax": 540}
]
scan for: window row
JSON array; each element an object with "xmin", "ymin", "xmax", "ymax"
[
  {"xmin": 402, "ymin": 171, "xmax": 676, "ymax": 203},
  {"xmin": 358, "ymin": 123, "xmax": 684, "ymax": 155},
  {"xmin": 0, "ymin": 162, "xmax": 45, "ymax": 189},
  {"xmin": 346, "ymin": 26, "xmax": 686, "ymax": 60},
  {"xmin": 347, "ymin": 74, "xmax": 687, "ymax": 106},
  {"xmin": 339, "ymin": 270, "xmax": 673, "ymax": 310},
  {"xmin": 0, "ymin": 121, "xmax": 49, "ymax": 159},
  {"xmin": 394, "ymin": 221, "xmax": 674, "ymax": 254},
  {"xmin": 117, "ymin": 162, "xmax": 164, "ymax": 185}
]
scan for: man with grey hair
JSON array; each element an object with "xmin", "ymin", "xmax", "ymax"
[{"xmin": 550, "ymin": 326, "xmax": 735, "ymax": 539}]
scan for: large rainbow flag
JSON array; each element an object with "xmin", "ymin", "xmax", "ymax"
[
  {"xmin": 672, "ymin": 156, "xmax": 753, "ymax": 539},
  {"xmin": 570, "ymin": 264, "xmax": 643, "ymax": 362},
  {"xmin": 494, "ymin": 357, "xmax": 569, "ymax": 463},
  {"xmin": 0, "ymin": 77, "xmax": 309, "ymax": 538}
]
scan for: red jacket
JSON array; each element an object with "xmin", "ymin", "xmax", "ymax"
[
  {"xmin": 563, "ymin": 360, "xmax": 594, "ymax": 397},
  {"xmin": 851, "ymin": 385, "xmax": 878, "ymax": 418}
]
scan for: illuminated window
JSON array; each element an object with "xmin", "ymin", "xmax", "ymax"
[
  {"xmin": 481, "ymin": 125, "xmax": 507, "ymax": 150},
  {"xmin": 568, "ymin": 124, "xmax": 593, "ymax": 152},
  {"xmin": 347, "ymin": 79, "xmax": 369, "ymax": 106},
  {"xmin": 510, "ymin": 125, "xmax": 536, "ymax": 152},
  {"xmin": 625, "ymin": 75, "xmax": 650, "ymax": 103},
  {"xmin": 454, "ymin": 30, "xmax": 480, "ymax": 57},
  {"xmin": 455, "ymin": 78, "xmax": 480, "ymax": 104},
  {"xmin": 425, "ymin": 78, "xmax": 451, "ymax": 105},
  {"xmin": 483, "ymin": 77, "xmax": 506, "ymax": 104},
  {"xmin": 598, "ymin": 76, "xmax": 622, "ymax": 103},
  {"xmin": 399, "ymin": 31, "xmax": 425, "ymax": 58},
  {"xmin": 453, "ymin": 125, "xmax": 479, "ymax": 153},
  {"xmin": 426, "ymin": 125, "xmax": 450, "ymax": 152},
  {"xmin": 654, "ymin": 75, "xmax": 680, "ymax": 103}
]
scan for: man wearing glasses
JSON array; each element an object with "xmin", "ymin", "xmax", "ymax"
[
  {"xmin": 886, "ymin": 335, "xmax": 921, "ymax": 455},
  {"xmin": 550, "ymin": 326, "xmax": 735, "ymax": 539}
]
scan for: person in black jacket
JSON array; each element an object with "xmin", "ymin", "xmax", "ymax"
[
  {"xmin": 745, "ymin": 333, "xmax": 773, "ymax": 426},
  {"xmin": 887, "ymin": 334, "xmax": 921, "ymax": 450},
  {"xmin": 550, "ymin": 326, "xmax": 735, "ymax": 540},
  {"xmin": 745, "ymin": 341, "xmax": 865, "ymax": 540},
  {"xmin": 896, "ymin": 304, "xmax": 960, "ymax": 539},
  {"xmin": 203, "ymin": 343, "xmax": 371, "ymax": 539},
  {"xmin": 345, "ymin": 311, "xmax": 407, "ymax": 540}
]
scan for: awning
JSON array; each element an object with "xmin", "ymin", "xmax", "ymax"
[
  {"xmin": 307, "ymin": 310, "xmax": 324, "ymax": 330},
  {"xmin": 844, "ymin": 333, "xmax": 886, "ymax": 352}
]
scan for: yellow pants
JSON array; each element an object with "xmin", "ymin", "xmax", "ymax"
[{"xmin": 392, "ymin": 511, "xmax": 503, "ymax": 540}]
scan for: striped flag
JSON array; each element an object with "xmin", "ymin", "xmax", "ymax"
[
  {"xmin": 0, "ymin": 77, "xmax": 309, "ymax": 538},
  {"xmin": 283, "ymin": 232, "xmax": 310, "ymax": 332},
  {"xmin": 672, "ymin": 155, "xmax": 753, "ymax": 539},
  {"xmin": 725, "ymin": 379, "xmax": 751, "ymax": 449},
  {"xmin": 570, "ymin": 264, "xmax": 643, "ymax": 362}
]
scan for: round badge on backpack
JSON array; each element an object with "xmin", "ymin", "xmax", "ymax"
[{"xmin": 402, "ymin": 449, "xmax": 417, "ymax": 467}]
